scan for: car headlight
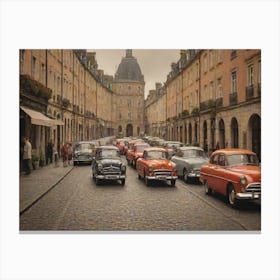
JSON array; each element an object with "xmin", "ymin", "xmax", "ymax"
[
  {"xmin": 121, "ymin": 165, "xmax": 126, "ymax": 172},
  {"xmin": 148, "ymin": 165, "xmax": 153, "ymax": 173},
  {"xmin": 240, "ymin": 176, "xmax": 247, "ymax": 185},
  {"xmin": 97, "ymin": 163, "xmax": 103, "ymax": 170}
]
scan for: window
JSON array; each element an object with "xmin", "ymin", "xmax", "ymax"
[
  {"xmin": 217, "ymin": 78, "xmax": 222, "ymax": 98},
  {"xmin": 209, "ymin": 51, "xmax": 214, "ymax": 69},
  {"xmin": 217, "ymin": 50, "xmax": 222, "ymax": 64},
  {"xmin": 40, "ymin": 63, "xmax": 45, "ymax": 82},
  {"xmin": 196, "ymin": 63, "xmax": 199, "ymax": 79},
  {"xmin": 231, "ymin": 71, "xmax": 237, "ymax": 93},
  {"xmin": 203, "ymin": 54, "xmax": 208, "ymax": 73},
  {"xmin": 128, "ymin": 112, "xmax": 131, "ymax": 120},
  {"xmin": 247, "ymin": 65, "xmax": 254, "ymax": 86},
  {"xmin": 31, "ymin": 56, "xmax": 36, "ymax": 77},
  {"xmin": 210, "ymin": 81, "xmax": 214, "ymax": 99}
]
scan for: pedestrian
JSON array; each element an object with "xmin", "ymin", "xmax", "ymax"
[
  {"xmin": 46, "ymin": 140, "xmax": 53, "ymax": 165},
  {"xmin": 23, "ymin": 136, "xmax": 32, "ymax": 175},
  {"xmin": 53, "ymin": 146, "xmax": 59, "ymax": 167},
  {"xmin": 61, "ymin": 143, "xmax": 68, "ymax": 167},
  {"xmin": 67, "ymin": 143, "xmax": 73, "ymax": 165}
]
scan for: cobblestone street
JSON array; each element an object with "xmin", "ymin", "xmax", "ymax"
[{"xmin": 20, "ymin": 160, "xmax": 260, "ymax": 231}]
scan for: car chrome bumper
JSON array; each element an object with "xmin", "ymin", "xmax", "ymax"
[
  {"xmin": 147, "ymin": 175, "xmax": 178, "ymax": 180},
  {"xmin": 96, "ymin": 174, "xmax": 126, "ymax": 180},
  {"xmin": 187, "ymin": 172, "xmax": 200, "ymax": 178},
  {"xmin": 236, "ymin": 192, "xmax": 261, "ymax": 200}
]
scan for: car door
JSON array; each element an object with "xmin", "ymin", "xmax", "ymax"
[{"xmin": 212, "ymin": 153, "xmax": 228, "ymax": 194}]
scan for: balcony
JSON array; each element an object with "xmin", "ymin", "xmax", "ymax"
[
  {"xmin": 200, "ymin": 99, "xmax": 215, "ymax": 111},
  {"xmin": 216, "ymin": 97, "xmax": 223, "ymax": 108},
  {"xmin": 246, "ymin": 85, "xmax": 254, "ymax": 100},
  {"xmin": 229, "ymin": 92, "xmax": 238, "ymax": 105},
  {"xmin": 62, "ymin": 98, "xmax": 70, "ymax": 108},
  {"xmin": 20, "ymin": 74, "xmax": 52, "ymax": 101}
]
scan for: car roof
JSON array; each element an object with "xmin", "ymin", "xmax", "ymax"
[
  {"xmin": 144, "ymin": 147, "xmax": 166, "ymax": 152},
  {"xmin": 212, "ymin": 148, "xmax": 256, "ymax": 156},
  {"xmin": 97, "ymin": 145, "xmax": 118, "ymax": 150},
  {"xmin": 178, "ymin": 146, "xmax": 204, "ymax": 151}
]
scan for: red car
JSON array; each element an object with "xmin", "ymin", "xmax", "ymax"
[
  {"xmin": 136, "ymin": 147, "xmax": 177, "ymax": 186},
  {"xmin": 200, "ymin": 148, "xmax": 261, "ymax": 207},
  {"xmin": 126, "ymin": 142, "xmax": 150, "ymax": 168}
]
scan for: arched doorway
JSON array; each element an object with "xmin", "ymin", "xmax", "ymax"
[
  {"xmin": 231, "ymin": 117, "xmax": 239, "ymax": 148},
  {"xmin": 188, "ymin": 123, "xmax": 192, "ymax": 145},
  {"xmin": 126, "ymin": 124, "xmax": 133, "ymax": 137},
  {"xmin": 248, "ymin": 114, "xmax": 261, "ymax": 161},
  {"xmin": 218, "ymin": 119, "xmax": 225, "ymax": 148}
]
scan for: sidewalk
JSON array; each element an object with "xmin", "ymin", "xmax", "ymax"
[{"xmin": 20, "ymin": 161, "xmax": 74, "ymax": 214}]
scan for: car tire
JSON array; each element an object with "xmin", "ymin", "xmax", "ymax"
[
  {"xmin": 183, "ymin": 169, "xmax": 189, "ymax": 183},
  {"xmin": 95, "ymin": 177, "xmax": 100, "ymax": 185},
  {"xmin": 144, "ymin": 172, "xmax": 150, "ymax": 186},
  {"xmin": 170, "ymin": 179, "xmax": 176, "ymax": 187},
  {"xmin": 138, "ymin": 173, "xmax": 141, "ymax": 180},
  {"xmin": 121, "ymin": 179, "xmax": 125, "ymax": 186},
  {"xmin": 204, "ymin": 180, "xmax": 212, "ymax": 195},
  {"xmin": 227, "ymin": 184, "xmax": 238, "ymax": 208}
]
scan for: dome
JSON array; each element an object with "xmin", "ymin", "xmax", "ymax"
[{"xmin": 115, "ymin": 50, "xmax": 144, "ymax": 82}]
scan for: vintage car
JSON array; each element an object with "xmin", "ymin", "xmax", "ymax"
[
  {"xmin": 136, "ymin": 147, "xmax": 177, "ymax": 186},
  {"xmin": 162, "ymin": 141, "xmax": 184, "ymax": 158},
  {"xmin": 73, "ymin": 141, "xmax": 95, "ymax": 165},
  {"xmin": 126, "ymin": 142, "xmax": 150, "ymax": 168},
  {"xmin": 92, "ymin": 145, "xmax": 126, "ymax": 185},
  {"xmin": 171, "ymin": 146, "xmax": 209, "ymax": 182},
  {"xmin": 200, "ymin": 148, "xmax": 261, "ymax": 207}
]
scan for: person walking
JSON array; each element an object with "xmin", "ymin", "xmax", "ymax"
[
  {"xmin": 46, "ymin": 140, "xmax": 53, "ymax": 165},
  {"xmin": 61, "ymin": 143, "xmax": 68, "ymax": 167},
  {"xmin": 23, "ymin": 136, "xmax": 32, "ymax": 175}
]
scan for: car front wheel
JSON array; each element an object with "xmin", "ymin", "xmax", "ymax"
[
  {"xmin": 228, "ymin": 184, "xmax": 238, "ymax": 207},
  {"xmin": 204, "ymin": 180, "xmax": 212, "ymax": 195}
]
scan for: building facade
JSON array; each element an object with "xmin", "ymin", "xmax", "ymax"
[
  {"xmin": 145, "ymin": 49, "xmax": 261, "ymax": 160},
  {"xmin": 113, "ymin": 50, "xmax": 145, "ymax": 137},
  {"xmin": 20, "ymin": 49, "xmax": 116, "ymax": 165}
]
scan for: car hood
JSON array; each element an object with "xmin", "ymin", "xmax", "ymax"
[
  {"xmin": 227, "ymin": 165, "xmax": 261, "ymax": 181},
  {"xmin": 98, "ymin": 158, "xmax": 122, "ymax": 166},
  {"xmin": 149, "ymin": 159, "xmax": 174, "ymax": 169},
  {"xmin": 75, "ymin": 149, "xmax": 92, "ymax": 155}
]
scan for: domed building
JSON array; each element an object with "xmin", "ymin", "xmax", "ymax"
[{"xmin": 113, "ymin": 50, "xmax": 145, "ymax": 137}]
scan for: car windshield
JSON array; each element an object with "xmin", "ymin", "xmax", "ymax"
[
  {"xmin": 166, "ymin": 143, "xmax": 181, "ymax": 148},
  {"xmin": 227, "ymin": 154, "xmax": 259, "ymax": 166},
  {"xmin": 182, "ymin": 149, "xmax": 206, "ymax": 158},
  {"xmin": 146, "ymin": 151, "xmax": 167, "ymax": 160},
  {"xmin": 97, "ymin": 149, "xmax": 119, "ymax": 159},
  {"xmin": 75, "ymin": 143, "xmax": 93, "ymax": 151},
  {"xmin": 136, "ymin": 145, "xmax": 149, "ymax": 152}
]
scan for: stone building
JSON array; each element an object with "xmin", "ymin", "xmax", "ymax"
[
  {"xmin": 113, "ymin": 49, "xmax": 145, "ymax": 137},
  {"xmin": 20, "ymin": 49, "xmax": 115, "ymax": 166},
  {"xmin": 145, "ymin": 49, "xmax": 261, "ymax": 160}
]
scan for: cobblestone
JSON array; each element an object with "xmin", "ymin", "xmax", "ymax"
[{"xmin": 20, "ymin": 162, "xmax": 261, "ymax": 231}]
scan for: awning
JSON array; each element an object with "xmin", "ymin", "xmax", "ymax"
[{"xmin": 20, "ymin": 106, "xmax": 64, "ymax": 127}]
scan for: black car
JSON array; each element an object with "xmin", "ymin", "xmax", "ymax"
[
  {"xmin": 92, "ymin": 146, "xmax": 126, "ymax": 185},
  {"xmin": 73, "ymin": 141, "xmax": 95, "ymax": 165}
]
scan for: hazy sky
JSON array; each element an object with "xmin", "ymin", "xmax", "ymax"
[{"xmin": 92, "ymin": 49, "xmax": 181, "ymax": 99}]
